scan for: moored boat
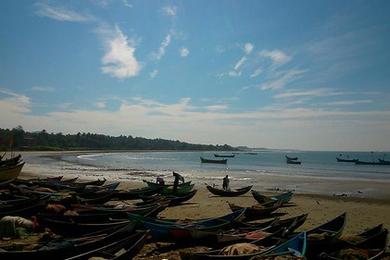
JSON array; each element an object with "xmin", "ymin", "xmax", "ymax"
[
  {"xmin": 336, "ymin": 157, "xmax": 358, "ymax": 163},
  {"xmin": 214, "ymin": 154, "xmax": 235, "ymax": 158},
  {"xmin": 0, "ymin": 162, "xmax": 25, "ymax": 182},
  {"xmin": 285, "ymin": 155, "xmax": 298, "ymax": 161},
  {"xmin": 201, "ymin": 157, "xmax": 228, "ymax": 164}
]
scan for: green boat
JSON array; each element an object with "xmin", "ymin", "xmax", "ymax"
[{"xmin": 143, "ymin": 180, "xmax": 194, "ymax": 195}]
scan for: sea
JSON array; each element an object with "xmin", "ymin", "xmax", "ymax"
[{"xmin": 23, "ymin": 150, "xmax": 390, "ymax": 198}]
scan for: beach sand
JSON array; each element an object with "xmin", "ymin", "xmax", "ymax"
[{"xmin": 16, "ymin": 152, "xmax": 390, "ymax": 259}]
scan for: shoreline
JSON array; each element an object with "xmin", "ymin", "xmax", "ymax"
[{"xmin": 17, "ymin": 150, "xmax": 390, "ymax": 200}]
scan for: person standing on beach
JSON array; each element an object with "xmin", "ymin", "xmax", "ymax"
[
  {"xmin": 223, "ymin": 175, "xmax": 230, "ymax": 190},
  {"xmin": 172, "ymin": 171, "xmax": 184, "ymax": 193}
]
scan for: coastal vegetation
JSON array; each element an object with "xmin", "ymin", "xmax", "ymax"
[{"xmin": 0, "ymin": 126, "xmax": 236, "ymax": 151}]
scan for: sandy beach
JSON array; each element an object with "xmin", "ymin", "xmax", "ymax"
[{"xmin": 14, "ymin": 151, "xmax": 390, "ymax": 258}]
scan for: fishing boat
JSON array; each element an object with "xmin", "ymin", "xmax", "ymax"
[
  {"xmin": 286, "ymin": 159, "xmax": 301, "ymax": 165},
  {"xmin": 306, "ymin": 213, "xmax": 347, "ymax": 257},
  {"xmin": 201, "ymin": 157, "xmax": 228, "ymax": 164},
  {"xmin": 355, "ymin": 160, "xmax": 388, "ymax": 165},
  {"xmin": 133, "ymin": 209, "xmax": 246, "ymax": 241},
  {"xmin": 140, "ymin": 189, "xmax": 198, "ymax": 206},
  {"xmin": 113, "ymin": 185, "xmax": 162, "ymax": 200},
  {"xmin": 0, "ymin": 154, "xmax": 22, "ymax": 167},
  {"xmin": 0, "ymin": 162, "xmax": 25, "ymax": 182},
  {"xmin": 227, "ymin": 200, "xmax": 282, "ymax": 220},
  {"xmin": 206, "ymin": 185, "xmax": 252, "ymax": 197},
  {"xmin": 336, "ymin": 157, "xmax": 358, "ymax": 163},
  {"xmin": 181, "ymin": 232, "xmax": 306, "ymax": 259},
  {"xmin": 319, "ymin": 228, "xmax": 388, "ymax": 260},
  {"xmin": 214, "ymin": 154, "xmax": 235, "ymax": 158},
  {"xmin": 285, "ymin": 155, "xmax": 298, "ymax": 160},
  {"xmin": 251, "ymin": 190, "xmax": 294, "ymax": 204},
  {"xmin": 378, "ymin": 159, "xmax": 390, "ymax": 165},
  {"xmin": 65, "ymin": 230, "xmax": 149, "ymax": 260},
  {"xmin": 143, "ymin": 180, "xmax": 194, "ymax": 195}
]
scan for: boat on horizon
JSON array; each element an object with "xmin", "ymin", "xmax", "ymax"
[
  {"xmin": 355, "ymin": 159, "xmax": 389, "ymax": 165},
  {"xmin": 214, "ymin": 153, "xmax": 235, "ymax": 158},
  {"xmin": 285, "ymin": 155, "xmax": 298, "ymax": 161},
  {"xmin": 336, "ymin": 157, "xmax": 358, "ymax": 163}
]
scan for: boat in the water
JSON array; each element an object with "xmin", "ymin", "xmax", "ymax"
[
  {"xmin": 200, "ymin": 157, "xmax": 227, "ymax": 164},
  {"xmin": 206, "ymin": 185, "xmax": 252, "ymax": 197},
  {"xmin": 286, "ymin": 159, "xmax": 301, "ymax": 164},
  {"xmin": 378, "ymin": 159, "xmax": 390, "ymax": 165},
  {"xmin": 285, "ymin": 155, "xmax": 298, "ymax": 160},
  {"xmin": 355, "ymin": 160, "xmax": 389, "ymax": 165},
  {"xmin": 214, "ymin": 154, "xmax": 235, "ymax": 158},
  {"xmin": 336, "ymin": 157, "xmax": 358, "ymax": 163}
]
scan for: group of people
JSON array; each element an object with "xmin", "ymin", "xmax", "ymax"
[
  {"xmin": 156, "ymin": 171, "xmax": 185, "ymax": 193},
  {"xmin": 156, "ymin": 173, "xmax": 230, "ymax": 191}
]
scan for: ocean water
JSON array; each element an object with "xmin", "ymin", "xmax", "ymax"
[{"xmin": 23, "ymin": 150, "xmax": 390, "ymax": 197}]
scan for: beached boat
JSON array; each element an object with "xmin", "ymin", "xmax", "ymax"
[
  {"xmin": 336, "ymin": 157, "xmax": 358, "ymax": 162},
  {"xmin": 251, "ymin": 190, "xmax": 294, "ymax": 204},
  {"xmin": 0, "ymin": 223, "xmax": 135, "ymax": 260},
  {"xmin": 113, "ymin": 185, "xmax": 162, "ymax": 200},
  {"xmin": 182, "ymin": 232, "xmax": 306, "ymax": 259},
  {"xmin": 206, "ymin": 185, "xmax": 252, "ymax": 197},
  {"xmin": 65, "ymin": 230, "xmax": 149, "ymax": 260},
  {"xmin": 140, "ymin": 189, "xmax": 198, "ymax": 206},
  {"xmin": 0, "ymin": 193, "xmax": 51, "ymax": 217},
  {"xmin": 214, "ymin": 154, "xmax": 235, "ymax": 158},
  {"xmin": 306, "ymin": 213, "xmax": 346, "ymax": 257},
  {"xmin": 0, "ymin": 162, "xmax": 25, "ymax": 182},
  {"xmin": 285, "ymin": 155, "xmax": 298, "ymax": 160},
  {"xmin": 0, "ymin": 154, "xmax": 22, "ymax": 167},
  {"xmin": 130, "ymin": 209, "xmax": 246, "ymax": 241},
  {"xmin": 319, "ymin": 228, "xmax": 388, "ymax": 260},
  {"xmin": 201, "ymin": 157, "xmax": 228, "ymax": 164},
  {"xmin": 378, "ymin": 159, "xmax": 390, "ymax": 165},
  {"xmin": 143, "ymin": 179, "xmax": 194, "ymax": 195},
  {"xmin": 227, "ymin": 201, "xmax": 282, "ymax": 220}
]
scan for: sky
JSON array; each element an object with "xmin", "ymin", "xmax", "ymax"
[{"xmin": 0, "ymin": 0, "xmax": 390, "ymax": 151}]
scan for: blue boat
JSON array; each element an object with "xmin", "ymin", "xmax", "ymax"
[{"xmin": 251, "ymin": 190, "xmax": 294, "ymax": 204}]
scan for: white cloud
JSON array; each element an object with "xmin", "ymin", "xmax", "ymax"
[
  {"xmin": 234, "ymin": 57, "xmax": 247, "ymax": 71},
  {"xmin": 32, "ymin": 86, "xmax": 55, "ymax": 92},
  {"xmin": 152, "ymin": 34, "xmax": 171, "ymax": 60},
  {"xmin": 162, "ymin": 5, "xmax": 177, "ymax": 16},
  {"xmin": 122, "ymin": 0, "xmax": 133, "ymax": 8},
  {"xmin": 244, "ymin": 43, "xmax": 254, "ymax": 55},
  {"xmin": 259, "ymin": 49, "xmax": 291, "ymax": 65},
  {"xmin": 274, "ymin": 88, "xmax": 344, "ymax": 99},
  {"xmin": 149, "ymin": 69, "xmax": 159, "ymax": 79},
  {"xmin": 228, "ymin": 71, "xmax": 241, "ymax": 77},
  {"xmin": 328, "ymin": 100, "xmax": 373, "ymax": 106},
  {"xmin": 34, "ymin": 2, "xmax": 94, "ymax": 22},
  {"xmin": 261, "ymin": 69, "xmax": 306, "ymax": 90},
  {"xmin": 1, "ymin": 90, "xmax": 390, "ymax": 150},
  {"xmin": 96, "ymin": 101, "xmax": 106, "ymax": 109},
  {"xmin": 179, "ymin": 47, "xmax": 190, "ymax": 57},
  {"xmin": 100, "ymin": 25, "xmax": 141, "ymax": 79},
  {"xmin": 250, "ymin": 67, "xmax": 263, "ymax": 78}
]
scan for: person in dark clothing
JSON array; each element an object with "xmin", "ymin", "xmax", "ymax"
[
  {"xmin": 222, "ymin": 175, "xmax": 230, "ymax": 190},
  {"xmin": 172, "ymin": 171, "xmax": 185, "ymax": 193}
]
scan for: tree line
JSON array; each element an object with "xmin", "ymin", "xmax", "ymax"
[{"xmin": 0, "ymin": 126, "xmax": 236, "ymax": 151}]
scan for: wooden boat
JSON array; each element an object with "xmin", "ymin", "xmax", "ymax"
[
  {"xmin": 251, "ymin": 190, "xmax": 293, "ymax": 204},
  {"xmin": 182, "ymin": 232, "xmax": 306, "ymax": 260},
  {"xmin": 0, "ymin": 154, "xmax": 22, "ymax": 167},
  {"xmin": 113, "ymin": 185, "xmax": 162, "ymax": 200},
  {"xmin": 228, "ymin": 201, "xmax": 282, "ymax": 220},
  {"xmin": 0, "ymin": 223, "xmax": 135, "ymax": 260},
  {"xmin": 337, "ymin": 224, "xmax": 385, "ymax": 247},
  {"xmin": 38, "ymin": 217, "xmax": 133, "ymax": 236},
  {"xmin": 355, "ymin": 160, "xmax": 388, "ymax": 165},
  {"xmin": 306, "ymin": 213, "xmax": 347, "ymax": 257},
  {"xmin": 246, "ymin": 152, "xmax": 258, "ymax": 155},
  {"xmin": 319, "ymin": 228, "xmax": 388, "ymax": 260},
  {"xmin": 336, "ymin": 157, "xmax": 358, "ymax": 163},
  {"xmin": 0, "ymin": 162, "xmax": 25, "ymax": 182},
  {"xmin": 206, "ymin": 185, "xmax": 252, "ymax": 197},
  {"xmin": 131, "ymin": 209, "xmax": 246, "ymax": 241},
  {"xmin": 0, "ymin": 193, "xmax": 51, "ymax": 217},
  {"xmin": 201, "ymin": 157, "xmax": 228, "ymax": 164},
  {"xmin": 285, "ymin": 155, "xmax": 298, "ymax": 160},
  {"xmin": 65, "ymin": 230, "xmax": 149, "ymax": 260},
  {"xmin": 214, "ymin": 154, "xmax": 235, "ymax": 158},
  {"xmin": 141, "ymin": 189, "xmax": 198, "ymax": 206},
  {"xmin": 143, "ymin": 180, "xmax": 194, "ymax": 195},
  {"xmin": 378, "ymin": 159, "xmax": 390, "ymax": 165},
  {"xmin": 286, "ymin": 159, "xmax": 301, "ymax": 164},
  {"xmin": 236, "ymin": 214, "xmax": 308, "ymax": 235}
]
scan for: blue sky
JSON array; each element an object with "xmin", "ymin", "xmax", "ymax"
[{"xmin": 0, "ymin": 0, "xmax": 389, "ymax": 151}]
